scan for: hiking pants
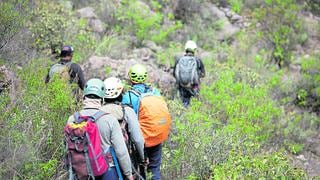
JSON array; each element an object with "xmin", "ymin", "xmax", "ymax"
[
  {"xmin": 178, "ymin": 85, "xmax": 199, "ymax": 107},
  {"xmin": 96, "ymin": 167, "xmax": 118, "ymax": 180},
  {"xmin": 146, "ymin": 143, "xmax": 162, "ymax": 180}
]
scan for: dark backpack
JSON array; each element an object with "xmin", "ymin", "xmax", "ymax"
[
  {"xmin": 64, "ymin": 111, "xmax": 109, "ymax": 180},
  {"xmin": 174, "ymin": 56, "xmax": 200, "ymax": 88}
]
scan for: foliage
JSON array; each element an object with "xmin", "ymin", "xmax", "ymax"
[
  {"xmin": 64, "ymin": 18, "xmax": 98, "ymax": 63},
  {"xmin": 0, "ymin": 59, "xmax": 77, "ymax": 179},
  {"xmin": 253, "ymin": 0, "xmax": 306, "ymax": 68},
  {"xmin": 296, "ymin": 53, "xmax": 320, "ymax": 113},
  {"xmin": 162, "ymin": 62, "xmax": 286, "ymax": 178},
  {"xmin": 228, "ymin": 0, "xmax": 244, "ymax": 13},
  {"xmin": 28, "ymin": 1, "xmax": 69, "ymax": 54},
  {"xmin": 116, "ymin": 0, "xmax": 181, "ymax": 45},
  {"xmin": 306, "ymin": 0, "xmax": 320, "ymax": 16},
  {"xmin": 213, "ymin": 152, "xmax": 306, "ymax": 178},
  {"xmin": 0, "ymin": 0, "xmax": 29, "ymax": 50},
  {"xmin": 156, "ymin": 42, "xmax": 182, "ymax": 67}
]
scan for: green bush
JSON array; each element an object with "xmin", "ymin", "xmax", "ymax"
[
  {"xmin": 0, "ymin": 0, "xmax": 29, "ymax": 51},
  {"xmin": 162, "ymin": 62, "xmax": 284, "ymax": 179},
  {"xmin": 295, "ymin": 53, "xmax": 320, "ymax": 113},
  {"xmin": 0, "ymin": 59, "xmax": 76, "ymax": 179},
  {"xmin": 116, "ymin": 0, "xmax": 181, "ymax": 46},
  {"xmin": 253, "ymin": 0, "xmax": 306, "ymax": 68},
  {"xmin": 28, "ymin": 1, "xmax": 69, "ymax": 54},
  {"xmin": 213, "ymin": 152, "xmax": 306, "ymax": 178}
]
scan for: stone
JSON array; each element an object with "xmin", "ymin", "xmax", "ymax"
[
  {"xmin": 89, "ymin": 19, "xmax": 104, "ymax": 33},
  {"xmin": 77, "ymin": 7, "xmax": 97, "ymax": 19}
]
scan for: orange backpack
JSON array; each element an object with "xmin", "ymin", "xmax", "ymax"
[{"xmin": 130, "ymin": 89, "xmax": 172, "ymax": 147}]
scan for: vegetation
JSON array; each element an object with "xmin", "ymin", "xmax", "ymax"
[{"xmin": 0, "ymin": 0, "xmax": 319, "ymax": 179}]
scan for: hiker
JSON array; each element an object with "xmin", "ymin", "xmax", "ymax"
[
  {"xmin": 100, "ymin": 77, "xmax": 146, "ymax": 178},
  {"xmin": 122, "ymin": 64, "xmax": 172, "ymax": 180},
  {"xmin": 65, "ymin": 78, "xmax": 134, "ymax": 180},
  {"xmin": 45, "ymin": 45, "xmax": 85, "ymax": 90},
  {"xmin": 173, "ymin": 40, "xmax": 205, "ymax": 107}
]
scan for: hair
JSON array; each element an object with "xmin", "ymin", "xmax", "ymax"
[
  {"xmin": 84, "ymin": 94, "xmax": 101, "ymax": 99},
  {"xmin": 103, "ymin": 95, "xmax": 123, "ymax": 104}
]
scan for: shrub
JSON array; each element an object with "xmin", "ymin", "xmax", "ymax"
[
  {"xmin": 213, "ymin": 152, "xmax": 306, "ymax": 178},
  {"xmin": 295, "ymin": 53, "xmax": 320, "ymax": 114},
  {"xmin": 253, "ymin": 0, "xmax": 306, "ymax": 68},
  {"xmin": 0, "ymin": 0, "xmax": 29, "ymax": 51},
  {"xmin": 162, "ymin": 62, "xmax": 283, "ymax": 179},
  {"xmin": 116, "ymin": 0, "xmax": 181, "ymax": 46},
  {"xmin": 28, "ymin": 1, "xmax": 69, "ymax": 54},
  {"xmin": 0, "ymin": 59, "xmax": 76, "ymax": 179}
]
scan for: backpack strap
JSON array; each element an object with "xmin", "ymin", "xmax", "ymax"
[
  {"xmin": 110, "ymin": 147, "xmax": 124, "ymax": 180},
  {"xmin": 90, "ymin": 110, "xmax": 108, "ymax": 122}
]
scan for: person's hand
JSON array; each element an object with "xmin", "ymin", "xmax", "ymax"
[
  {"xmin": 143, "ymin": 157, "xmax": 149, "ymax": 166},
  {"xmin": 128, "ymin": 175, "xmax": 134, "ymax": 180}
]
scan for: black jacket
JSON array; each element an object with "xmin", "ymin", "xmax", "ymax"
[{"xmin": 45, "ymin": 60, "xmax": 85, "ymax": 90}]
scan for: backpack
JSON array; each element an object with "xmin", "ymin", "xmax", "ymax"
[
  {"xmin": 130, "ymin": 88, "xmax": 172, "ymax": 147},
  {"xmin": 174, "ymin": 56, "xmax": 199, "ymax": 88},
  {"xmin": 48, "ymin": 62, "xmax": 71, "ymax": 81},
  {"xmin": 64, "ymin": 111, "xmax": 109, "ymax": 180}
]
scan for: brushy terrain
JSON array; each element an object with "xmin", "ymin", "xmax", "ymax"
[{"xmin": 0, "ymin": 0, "xmax": 319, "ymax": 179}]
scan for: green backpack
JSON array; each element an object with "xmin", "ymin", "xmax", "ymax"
[{"xmin": 48, "ymin": 62, "xmax": 72, "ymax": 81}]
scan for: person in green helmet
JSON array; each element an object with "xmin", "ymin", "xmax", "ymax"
[
  {"xmin": 122, "ymin": 64, "xmax": 168, "ymax": 180},
  {"xmin": 66, "ymin": 78, "xmax": 134, "ymax": 180}
]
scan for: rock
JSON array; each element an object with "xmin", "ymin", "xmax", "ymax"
[
  {"xmin": 297, "ymin": 154, "xmax": 307, "ymax": 161},
  {"xmin": 142, "ymin": 40, "xmax": 162, "ymax": 52},
  {"xmin": 216, "ymin": 19, "xmax": 240, "ymax": 41},
  {"xmin": 132, "ymin": 48, "xmax": 154, "ymax": 62},
  {"xmin": 82, "ymin": 55, "xmax": 176, "ymax": 93},
  {"xmin": 209, "ymin": 5, "xmax": 226, "ymax": 19},
  {"xmin": 231, "ymin": 14, "xmax": 243, "ymax": 23},
  {"xmin": 89, "ymin": 19, "xmax": 104, "ymax": 33},
  {"xmin": 77, "ymin": 7, "xmax": 97, "ymax": 19}
]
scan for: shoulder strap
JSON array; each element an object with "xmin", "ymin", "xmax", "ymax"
[
  {"xmin": 90, "ymin": 110, "xmax": 108, "ymax": 122},
  {"xmin": 73, "ymin": 112, "xmax": 85, "ymax": 124},
  {"xmin": 121, "ymin": 104, "xmax": 126, "ymax": 121}
]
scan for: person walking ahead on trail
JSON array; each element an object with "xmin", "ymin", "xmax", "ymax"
[
  {"xmin": 100, "ymin": 77, "xmax": 145, "ymax": 178},
  {"xmin": 45, "ymin": 45, "xmax": 85, "ymax": 90},
  {"xmin": 66, "ymin": 78, "xmax": 134, "ymax": 180},
  {"xmin": 173, "ymin": 40, "xmax": 205, "ymax": 107},
  {"xmin": 122, "ymin": 64, "xmax": 172, "ymax": 180}
]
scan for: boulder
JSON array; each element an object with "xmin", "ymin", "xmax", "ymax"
[
  {"xmin": 89, "ymin": 19, "xmax": 104, "ymax": 33},
  {"xmin": 82, "ymin": 55, "xmax": 176, "ymax": 93},
  {"xmin": 77, "ymin": 7, "xmax": 97, "ymax": 19}
]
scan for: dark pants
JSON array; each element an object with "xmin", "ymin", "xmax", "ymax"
[
  {"xmin": 178, "ymin": 84, "xmax": 199, "ymax": 107},
  {"xmin": 96, "ymin": 167, "xmax": 118, "ymax": 180},
  {"xmin": 145, "ymin": 143, "xmax": 162, "ymax": 180}
]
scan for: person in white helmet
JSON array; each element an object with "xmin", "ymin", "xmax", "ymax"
[
  {"xmin": 100, "ymin": 77, "xmax": 146, "ymax": 179},
  {"xmin": 173, "ymin": 40, "xmax": 205, "ymax": 107}
]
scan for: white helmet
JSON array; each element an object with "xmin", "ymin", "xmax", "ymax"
[
  {"xmin": 103, "ymin": 77, "xmax": 124, "ymax": 99},
  {"xmin": 184, "ymin": 40, "xmax": 197, "ymax": 53}
]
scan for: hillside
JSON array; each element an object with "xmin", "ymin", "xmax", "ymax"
[{"xmin": 0, "ymin": 0, "xmax": 320, "ymax": 179}]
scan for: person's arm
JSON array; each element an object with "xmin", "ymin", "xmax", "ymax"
[
  {"xmin": 197, "ymin": 58, "xmax": 205, "ymax": 78},
  {"xmin": 124, "ymin": 107, "xmax": 145, "ymax": 161},
  {"xmin": 105, "ymin": 116, "xmax": 133, "ymax": 179},
  {"xmin": 70, "ymin": 63, "xmax": 85, "ymax": 90}
]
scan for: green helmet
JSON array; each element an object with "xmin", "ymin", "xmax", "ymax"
[
  {"xmin": 128, "ymin": 64, "xmax": 148, "ymax": 83},
  {"xmin": 84, "ymin": 78, "xmax": 105, "ymax": 98}
]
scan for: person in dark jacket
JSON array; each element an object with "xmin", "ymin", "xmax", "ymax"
[
  {"xmin": 173, "ymin": 40, "xmax": 205, "ymax": 107},
  {"xmin": 45, "ymin": 45, "xmax": 85, "ymax": 90}
]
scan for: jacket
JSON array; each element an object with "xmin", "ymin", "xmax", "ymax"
[
  {"xmin": 100, "ymin": 103, "xmax": 145, "ymax": 161},
  {"xmin": 67, "ymin": 98, "xmax": 132, "ymax": 178},
  {"xmin": 122, "ymin": 84, "xmax": 161, "ymax": 114},
  {"xmin": 45, "ymin": 59, "xmax": 85, "ymax": 90}
]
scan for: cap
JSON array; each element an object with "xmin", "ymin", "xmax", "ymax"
[{"xmin": 60, "ymin": 45, "xmax": 74, "ymax": 57}]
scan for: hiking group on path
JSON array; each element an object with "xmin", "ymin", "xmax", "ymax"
[{"xmin": 46, "ymin": 41, "xmax": 205, "ymax": 180}]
